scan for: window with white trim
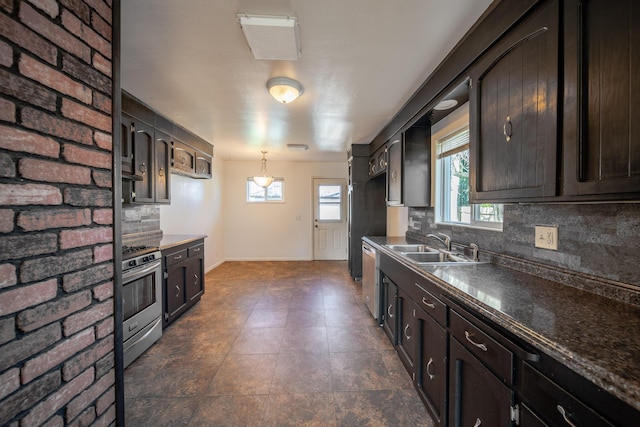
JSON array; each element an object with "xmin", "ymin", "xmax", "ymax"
[{"xmin": 246, "ymin": 178, "xmax": 284, "ymax": 202}]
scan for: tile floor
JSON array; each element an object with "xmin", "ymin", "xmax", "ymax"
[{"xmin": 124, "ymin": 261, "xmax": 434, "ymax": 426}]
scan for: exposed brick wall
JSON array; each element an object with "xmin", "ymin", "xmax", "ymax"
[{"xmin": 0, "ymin": 0, "xmax": 116, "ymax": 425}]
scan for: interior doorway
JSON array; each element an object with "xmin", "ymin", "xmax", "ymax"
[{"xmin": 313, "ymin": 178, "xmax": 348, "ymax": 260}]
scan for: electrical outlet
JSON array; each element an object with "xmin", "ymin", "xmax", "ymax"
[{"xmin": 534, "ymin": 226, "xmax": 558, "ymax": 250}]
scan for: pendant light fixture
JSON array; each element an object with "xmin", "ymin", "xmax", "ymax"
[
  {"xmin": 253, "ymin": 151, "xmax": 274, "ymax": 188},
  {"xmin": 266, "ymin": 77, "xmax": 304, "ymax": 104}
]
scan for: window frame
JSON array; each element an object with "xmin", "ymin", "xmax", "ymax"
[{"xmin": 246, "ymin": 177, "xmax": 285, "ymax": 203}]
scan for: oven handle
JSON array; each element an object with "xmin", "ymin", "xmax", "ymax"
[{"xmin": 123, "ymin": 260, "xmax": 161, "ymax": 282}]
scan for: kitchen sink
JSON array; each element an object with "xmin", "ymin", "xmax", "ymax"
[
  {"xmin": 402, "ymin": 251, "xmax": 488, "ymax": 266},
  {"xmin": 401, "ymin": 252, "xmax": 443, "ymax": 262},
  {"xmin": 385, "ymin": 244, "xmax": 436, "ymax": 253}
]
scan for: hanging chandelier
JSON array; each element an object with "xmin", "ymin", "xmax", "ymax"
[{"xmin": 253, "ymin": 151, "xmax": 274, "ymax": 188}]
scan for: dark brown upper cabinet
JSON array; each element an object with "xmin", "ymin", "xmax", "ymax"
[
  {"xmin": 132, "ymin": 120, "xmax": 156, "ymax": 203},
  {"xmin": 369, "ymin": 143, "xmax": 387, "ymax": 178},
  {"xmin": 562, "ymin": 0, "xmax": 640, "ymax": 200},
  {"xmin": 469, "ymin": 0, "xmax": 559, "ymax": 202},
  {"xmin": 386, "ymin": 134, "xmax": 402, "ymax": 205},
  {"xmin": 121, "ymin": 114, "xmax": 135, "ymax": 177},
  {"xmin": 154, "ymin": 130, "xmax": 171, "ymax": 204}
]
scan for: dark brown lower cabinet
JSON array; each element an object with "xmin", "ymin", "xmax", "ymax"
[
  {"xmin": 449, "ymin": 338, "xmax": 513, "ymax": 427},
  {"xmin": 381, "ymin": 275, "xmax": 398, "ymax": 345},
  {"xmin": 162, "ymin": 239, "xmax": 205, "ymax": 328},
  {"xmin": 397, "ymin": 289, "xmax": 417, "ymax": 378}
]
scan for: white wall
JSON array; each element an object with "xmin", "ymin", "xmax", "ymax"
[
  {"xmin": 223, "ymin": 160, "xmax": 348, "ymax": 260},
  {"xmin": 159, "ymin": 156, "xmax": 225, "ymax": 272}
]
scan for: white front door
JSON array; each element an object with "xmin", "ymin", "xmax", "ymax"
[{"xmin": 313, "ymin": 178, "xmax": 347, "ymax": 260}]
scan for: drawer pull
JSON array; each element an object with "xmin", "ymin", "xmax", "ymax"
[
  {"xmin": 503, "ymin": 115, "xmax": 512, "ymax": 142},
  {"xmin": 387, "ymin": 305, "xmax": 394, "ymax": 318},
  {"xmin": 557, "ymin": 405, "xmax": 577, "ymax": 427},
  {"xmin": 464, "ymin": 331, "xmax": 488, "ymax": 352},
  {"xmin": 474, "ymin": 418, "xmax": 482, "ymax": 427},
  {"xmin": 173, "ymin": 255, "xmax": 182, "ymax": 260},
  {"xmin": 421, "ymin": 296, "xmax": 435, "ymax": 309},
  {"xmin": 426, "ymin": 357, "xmax": 435, "ymax": 380},
  {"xmin": 404, "ymin": 323, "xmax": 411, "ymax": 340}
]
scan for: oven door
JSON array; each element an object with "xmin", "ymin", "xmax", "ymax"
[{"xmin": 122, "ymin": 259, "xmax": 162, "ymax": 343}]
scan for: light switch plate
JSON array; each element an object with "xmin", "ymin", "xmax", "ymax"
[{"xmin": 535, "ymin": 226, "xmax": 558, "ymax": 250}]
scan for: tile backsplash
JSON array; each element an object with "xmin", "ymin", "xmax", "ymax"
[
  {"xmin": 122, "ymin": 204, "xmax": 163, "ymax": 247},
  {"xmin": 408, "ymin": 203, "xmax": 640, "ymax": 289}
]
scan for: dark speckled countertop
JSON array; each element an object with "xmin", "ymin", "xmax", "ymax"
[
  {"xmin": 159, "ymin": 234, "xmax": 207, "ymax": 250},
  {"xmin": 364, "ymin": 236, "xmax": 640, "ymax": 412}
]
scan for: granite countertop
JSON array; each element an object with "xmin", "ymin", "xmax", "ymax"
[
  {"xmin": 159, "ymin": 234, "xmax": 207, "ymax": 250},
  {"xmin": 364, "ymin": 236, "xmax": 640, "ymax": 412}
]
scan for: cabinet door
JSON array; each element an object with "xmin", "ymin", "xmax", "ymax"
[
  {"xmin": 195, "ymin": 154, "xmax": 212, "ymax": 178},
  {"xmin": 382, "ymin": 276, "xmax": 398, "ymax": 345},
  {"xmin": 397, "ymin": 289, "xmax": 417, "ymax": 377},
  {"xmin": 172, "ymin": 140, "xmax": 195, "ymax": 175},
  {"xmin": 121, "ymin": 114, "xmax": 134, "ymax": 176},
  {"xmin": 386, "ymin": 136, "xmax": 402, "ymax": 205},
  {"xmin": 133, "ymin": 121, "xmax": 155, "ymax": 203},
  {"xmin": 403, "ymin": 125, "xmax": 431, "ymax": 207},
  {"xmin": 154, "ymin": 130, "xmax": 171, "ymax": 204},
  {"xmin": 165, "ymin": 263, "xmax": 187, "ymax": 323},
  {"xmin": 563, "ymin": 0, "xmax": 640, "ymax": 198},
  {"xmin": 185, "ymin": 255, "xmax": 204, "ymax": 302},
  {"xmin": 470, "ymin": 0, "xmax": 559, "ymax": 202},
  {"xmin": 416, "ymin": 305, "xmax": 447, "ymax": 426},
  {"xmin": 449, "ymin": 338, "xmax": 513, "ymax": 427}
]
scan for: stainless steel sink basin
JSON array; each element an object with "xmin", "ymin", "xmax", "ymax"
[
  {"xmin": 385, "ymin": 244, "xmax": 436, "ymax": 253},
  {"xmin": 401, "ymin": 252, "xmax": 443, "ymax": 262},
  {"xmin": 403, "ymin": 251, "xmax": 488, "ymax": 266}
]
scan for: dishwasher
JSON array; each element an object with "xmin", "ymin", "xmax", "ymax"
[{"xmin": 362, "ymin": 241, "xmax": 379, "ymax": 320}]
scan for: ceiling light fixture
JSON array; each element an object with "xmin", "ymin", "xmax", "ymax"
[
  {"xmin": 253, "ymin": 151, "xmax": 274, "ymax": 188},
  {"xmin": 433, "ymin": 99, "xmax": 459, "ymax": 111},
  {"xmin": 267, "ymin": 77, "xmax": 304, "ymax": 104}
]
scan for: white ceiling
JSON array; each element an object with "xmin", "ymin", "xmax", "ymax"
[{"xmin": 121, "ymin": 0, "xmax": 493, "ymax": 162}]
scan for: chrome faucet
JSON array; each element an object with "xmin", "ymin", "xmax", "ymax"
[
  {"xmin": 426, "ymin": 233, "xmax": 451, "ymax": 251},
  {"xmin": 469, "ymin": 243, "xmax": 479, "ymax": 262}
]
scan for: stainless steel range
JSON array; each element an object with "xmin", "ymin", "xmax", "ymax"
[{"xmin": 122, "ymin": 245, "xmax": 163, "ymax": 368}]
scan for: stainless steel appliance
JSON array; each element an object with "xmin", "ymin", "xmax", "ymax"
[
  {"xmin": 122, "ymin": 245, "xmax": 163, "ymax": 368},
  {"xmin": 362, "ymin": 241, "xmax": 379, "ymax": 319}
]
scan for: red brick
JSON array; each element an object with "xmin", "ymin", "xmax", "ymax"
[
  {"xmin": 0, "ymin": 323, "xmax": 61, "ymax": 372},
  {"xmin": 0, "ymin": 183, "xmax": 62, "ymax": 206},
  {"xmin": 17, "ymin": 208, "xmax": 91, "ymax": 231},
  {"xmin": 93, "ymin": 131, "xmax": 111, "ymax": 150},
  {"xmin": 0, "ymin": 13, "xmax": 57, "ymax": 65},
  {"xmin": 66, "ymin": 368, "xmax": 113, "ymax": 421},
  {"xmin": 62, "ymin": 99, "xmax": 111, "ymax": 132},
  {"xmin": 85, "ymin": 0, "xmax": 111, "ymax": 25},
  {"xmin": 0, "ymin": 0, "xmax": 12, "ymax": 12},
  {"xmin": 0, "ymin": 97, "xmax": 16, "ymax": 122},
  {"xmin": 0, "ymin": 69, "xmax": 57, "ymax": 111},
  {"xmin": 61, "ymin": 9, "xmax": 110, "ymax": 58},
  {"xmin": 0, "ymin": 316, "xmax": 16, "ymax": 345},
  {"xmin": 22, "ymin": 107, "xmax": 94, "ymax": 146},
  {"xmin": 0, "ymin": 263, "xmax": 16, "ymax": 289},
  {"xmin": 63, "ymin": 300, "xmax": 112, "ymax": 336},
  {"xmin": 93, "ymin": 244, "xmax": 112, "ymax": 263},
  {"xmin": 17, "ymin": 291, "xmax": 91, "ymax": 332},
  {"xmin": 59, "ymin": 0, "xmax": 90, "ymax": 24},
  {"xmin": 92, "ymin": 91, "xmax": 111, "ymax": 114},
  {"xmin": 21, "ymin": 367, "xmax": 94, "ymax": 427},
  {"xmin": 0, "ymin": 368, "xmax": 19, "ymax": 401},
  {"xmin": 22, "ymin": 328, "xmax": 95, "ymax": 384},
  {"xmin": 60, "ymin": 226, "xmax": 112, "ymax": 250},
  {"xmin": 92, "ymin": 170, "xmax": 112, "ymax": 188},
  {"xmin": 0, "ymin": 152, "xmax": 15, "ymax": 178},
  {"xmin": 0, "ymin": 279, "xmax": 57, "ymax": 316},
  {"xmin": 62, "ymin": 263, "xmax": 113, "ymax": 292},
  {"xmin": 27, "ymin": 0, "xmax": 60, "ymax": 18},
  {"xmin": 91, "ymin": 10, "xmax": 111, "ymax": 41},
  {"xmin": 68, "ymin": 407, "xmax": 95, "ymax": 427},
  {"xmin": 20, "ymin": 2, "xmax": 91, "ymax": 63},
  {"xmin": 19, "ymin": 55, "xmax": 92, "ymax": 104},
  {"xmin": 63, "ymin": 144, "xmax": 111, "ymax": 169},
  {"xmin": 0, "ymin": 371, "xmax": 61, "ymax": 426},
  {"xmin": 91, "ymin": 282, "xmax": 112, "ymax": 302},
  {"xmin": 92, "ymin": 52, "xmax": 111, "ymax": 77},
  {"xmin": 92, "ymin": 208, "xmax": 111, "ymax": 225},
  {"xmin": 0, "ymin": 125, "xmax": 60, "ymax": 157},
  {"xmin": 94, "ymin": 317, "xmax": 112, "ymax": 339},
  {"xmin": 92, "ymin": 404, "xmax": 115, "ymax": 427},
  {"xmin": 19, "ymin": 158, "xmax": 92, "ymax": 185},
  {"xmin": 95, "ymin": 386, "xmax": 114, "ymax": 416},
  {"xmin": 20, "ymin": 248, "xmax": 93, "ymax": 283},
  {"xmin": 62, "ymin": 53, "xmax": 110, "ymax": 94},
  {"xmin": 0, "ymin": 233, "xmax": 57, "ymax": 261},
  {"xmin": 62, "ymin": 335, "xmax": 112, "ymax": 380},
  {"xmin": 0, "ymin": 39, "xmax": 11, "ymax": 67},
  {"xmin": 63, "ymin": 188, "xmax": 112, "ymax": 207},
  {"xmin": 0, "ymin": 209, "xmax": 13, "ymax": 235}
]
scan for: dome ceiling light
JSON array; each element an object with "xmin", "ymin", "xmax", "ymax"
[{"xmin": 266, "ymin": 77, "xmax": 304, "ymax": 104}]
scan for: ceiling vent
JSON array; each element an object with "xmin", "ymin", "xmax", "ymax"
[{"xmin": 237, "ymin": 14, "xmax": 301, "ymax": 61}]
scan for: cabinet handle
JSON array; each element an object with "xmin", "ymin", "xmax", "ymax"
[
  {"xmin": 194, "ymin": 274, "xmax": 199, "ymax": 285},
  {"xmin": 391, "ymin": 169, "xmax": 398, "ymax": 182},
  {"xmin": 181, "ymin": 154, "xmax": 186, "ymax": 165},
  {"xmin": 464, "ymin": 330, "xmax": 488, "ymax": 352},
  {"xmin": 387, "ymin": 305, "xmax": 393, "ymax": 318},
  {"xmin": 503, "ymin": 115, "xmax": 512, "ymax": 142},
  {"xmin": 139, "ymin": 162, "xmax": 147, "ymax": 175},
  {"xmin": 473, "ymin": 418, "xmax": 482, "ymax": 427},
  {"xmin": 421, "ymin": 296, "xmax": 435, "ymax": 309},
  {"xmin": 173, "ymin": 255, "xmax": 182, "ymax": 260},
  {"xmin": 175, "ymin": 285, "xmax": 180, "ymax": 298},
  {"xmin": 158, "ymin": 167, "xmax": 164, "ymax": 177},
  {"xmin": 557, "ymin": 405, "xmax": 577, "ymax": 427},
  {"xmin": 426, "ymin": 357, "xmax": 435, "ymax": 380},
  {"xmin": 404, "ymin": 323, "xmax": 411, "ymax": 340}
]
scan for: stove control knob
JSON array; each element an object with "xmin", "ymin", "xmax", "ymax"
[
  {"xmin": 148, "ymin": 254, "xmax": 155, "ymax": 261},
  {"xmin": 142, "ymin": 256, "xmax": 149, "ymax": 262},
  {"xmin": 128, "ymin": 260, "xmax": 137, "ymax": 268}
]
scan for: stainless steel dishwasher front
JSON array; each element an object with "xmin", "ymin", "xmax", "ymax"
[{"xmin": 362, "ymin": 241, "xmax": 379, "ymax": 320}]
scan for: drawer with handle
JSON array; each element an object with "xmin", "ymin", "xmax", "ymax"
[
  {"xmin": 450, "ymin": 309, "xmax": 514, "ymax": 384},
  {"xmin": 188, "ymin": 243, "xmax": 203, "ymax": 258},
  {"xmin": 412, "ymin": 280, "xmax": 447, "ymax": 327},
  {"xmin": 164, "ymin": 248, "xmax": 187, "ymax": 267}
]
